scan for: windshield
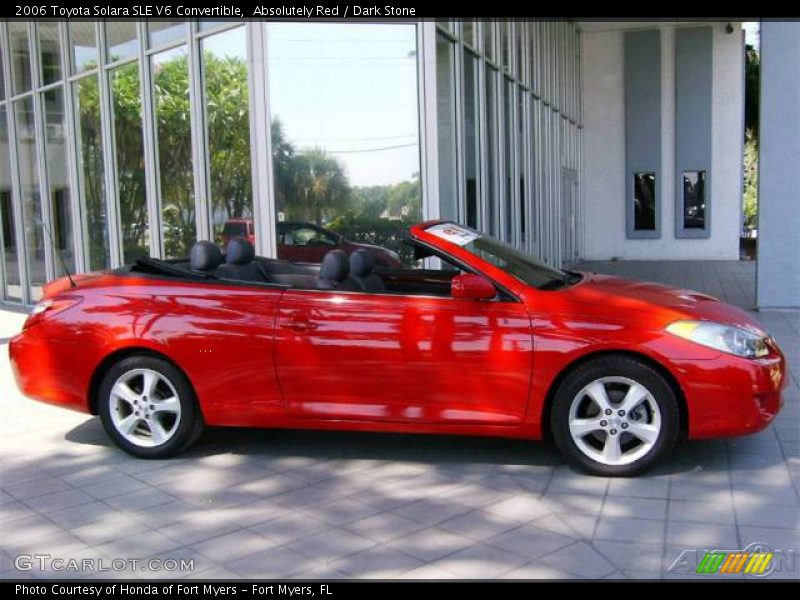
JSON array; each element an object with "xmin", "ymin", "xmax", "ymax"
[{"xmin": 424, "ymin": 222, "xmax": 576, "ymax": 290}]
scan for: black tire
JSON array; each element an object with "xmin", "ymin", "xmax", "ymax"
[
  {"xmin": 550, "ymin": 355, "xmax": 680, "ymax": 477},
  {"xmin": 98, "ymin": 355, "xmax": 204, "ymax": 459}
]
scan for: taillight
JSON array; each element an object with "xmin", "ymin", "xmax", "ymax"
[{"xmin": 24, "ymin": 296, "xmax": 82, "ymax": 329}]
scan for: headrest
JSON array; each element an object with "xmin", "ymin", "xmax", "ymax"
[
  {"xmin": 189, "ymin": 241, "xmax": 223, "ymax": 271},
  {"xmin": 319, "ymin": 249, "xmax": 349, "ymax": 282},
  {"xmin": 226, "ymin": 237, "xmax": 255, "ymax": 265},
  {"xmin": 349, "ymin": 249, "xmax": 375, "ymax": 277}
]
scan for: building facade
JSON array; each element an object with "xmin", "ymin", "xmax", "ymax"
[{"xmin": 0, "ymin": 20, "xmax": 776, "ymax": 309}]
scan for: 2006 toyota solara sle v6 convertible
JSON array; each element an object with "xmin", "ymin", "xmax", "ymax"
[{"xmin": 9, "ymin": 222, "xmax": 786, "ymax": 476}]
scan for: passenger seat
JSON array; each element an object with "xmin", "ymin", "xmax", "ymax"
[
  {"xmin": 217, "ymin": 237, "xmax": 270, "ymax": 283},
  {"xmin": 317, "ymin": 249, "xmax": 355, "ymax": 290},
  {"xmin": 346, "ymin": 249, "xmax": 386, "ymax": 292}
]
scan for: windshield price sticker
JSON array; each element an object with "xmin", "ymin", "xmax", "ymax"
[{"xmin": 427, "ymin": 223, "xmax": 480, "ymax": 246}]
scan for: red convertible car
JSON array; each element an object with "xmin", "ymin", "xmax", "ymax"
[{"xmin": 9, "ymin": 222, "xmax": 786, "ymax": 476}]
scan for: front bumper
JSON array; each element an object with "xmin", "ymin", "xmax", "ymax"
[{"xmin": 677, "ymin": 350, "xmax": 786, "ymax": 439}]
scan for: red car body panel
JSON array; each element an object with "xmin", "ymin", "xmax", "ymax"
[{"xmin": 9, "ymin": 221, "xmax": 787, "ymax": 444}]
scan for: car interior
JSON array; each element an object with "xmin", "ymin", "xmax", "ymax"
[{"xmin": 129, "ymin": 236, "xmax": 465, "ymax": 298}]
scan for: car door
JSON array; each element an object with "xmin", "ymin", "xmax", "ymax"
[{"xmin": 274, "ymin": 288, "xmax": 533, "ymax": 425}]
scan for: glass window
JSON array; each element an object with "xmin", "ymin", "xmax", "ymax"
[
  {"xmin": 517, "ymin": 23, "xmax": 528, "ymax": 86},
  {"xmin": 106, "ymin": 22, "xmax": 139, "ymax": 62},
  {"xmin": 69, "ymin": 22, "xmax": 98, "ymax": 73},
  {"xmin": 682, "ymin": 171, "xmax": 706, "ymax": 230},
  {"xmin": 9, "ymin": 22, "xmax": 33, "ymax": 94},
  {"xmin": 501, "ymin": 21, "xmax": 512, "ymax": 72},
  {"xmin": 483, "ymin": 21, "xmax": 496, "ymax": 62},
  {"xmin": 503, "ymin": 78, "xmax": 514, "ymax": 243},
  {"xmin": 435, "ymin": 19, "xmax": 453, "ymax": 33},
  {"xmin": 148, "ymin": 21, "xmax": 188, "ymax": 48},
  {"xmin": 529, "ymin": 22, "xmax": 539, "ymax": 92},
  {"xmin": 462, "ymin": 20, "xmax": 476, "ymax": 49},
  {"xmin": 485, "ymin": 66, "xmax": 499, "ymax": 236},
  {"xmin": 74, "ymin": 76, "xmax": 110, "ymax": 271},
  {"xmin": 0, "ymin": 43, "xmax": 5, "ymax": 101},
  {"xmin": 111, "ymin": 63, "xmax": 148, "ymax": 263},
  {"xmin": 201, "ymin": 27, "xmax": 253, "ymax": 248},
  {"xmin": 15, "ymin": 98, "xmax": 44, "ymax": 300},
  {"xmin": 436, "ymin": 33, "xmax": 458, "ymax": 222},
  {"xmin": 42, "ymin": 87, "xmax": 75, "ymax": 276},
  {"xmin": 463, "ymin": 50, "xmax": 480, "ymax": 229},
  {"xmin": 267, "ymin": 24, "xmax": 421, "ymax": 266},
  {"xmin": 199, "ymin": 21, "xmax": 230, "ymax": 32},
  {"xmin": 633, "ymin": 172, "xmax": 656, "ymax": 231},
  {"xmin": 152, "ymin": 46, "xmax": 195, "ymax": 258},
  {"xmin": 38, "ymin": 22, "xmax": 62, "ymax": 85},
  {"xmin": 518, "ymin": 89, "xmax": 527, "ymax": 245},
  {"xmin": 0, "ymin": 107, "xmax": 21, "ymax": 301}
]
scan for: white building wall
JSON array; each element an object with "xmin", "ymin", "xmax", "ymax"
[{"xmin": 581, "ymin": 23, "xmax": 743, "ymax": 260}]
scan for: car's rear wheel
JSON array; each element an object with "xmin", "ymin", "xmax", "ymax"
[
  {"xmin": 551, "ymin": 356, "xmax": 679, "ymax": 477},
  {"xmin": 98, "ymin": 355, "xmax": 204, "ymax": 458}
]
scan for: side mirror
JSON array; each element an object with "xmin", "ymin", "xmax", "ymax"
[{"xmin": 451, "ymin": 274, "xmax": 496, "ymax": 300}]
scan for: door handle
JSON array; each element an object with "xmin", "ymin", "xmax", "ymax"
[{"xmin": 287, "ymin": 316, "xmax": 317, "ymax": 332}]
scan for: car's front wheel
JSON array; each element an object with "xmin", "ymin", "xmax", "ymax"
[
  {"xmin": 98, "ymin": 355, "xmax": 204, "ymax": 458},
  {"xmin": 551, "ymin": 355, "xmax": 680, "ymax": 476}
]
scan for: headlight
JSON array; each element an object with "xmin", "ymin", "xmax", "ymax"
[{"xmin": 666, "ymin": 320, "xmax": 770, "ymax": 358}]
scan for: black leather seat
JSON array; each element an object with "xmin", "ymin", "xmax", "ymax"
[
  {"xmin": 189, "ymin": 241, "xmax": 223, "ymax": 272},
  {"xmin": 217, "ymin": 237, "xmax": 270, "ymax": 283},
  {"xmin": 317, "ymin": 249, "xmax": 356, "ymax": 290},
  {"xmin": 346, "ymin": 249, "xmax": 386, "ymax": 292}
]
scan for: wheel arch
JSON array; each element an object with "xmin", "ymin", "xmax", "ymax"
[
  {"xmin": 88, "ymin": 347, "xmax": 199, "ymax": 416},
  {"xmin": 539, "ymin": 349, "xmax": 688, "ymax": 441}
]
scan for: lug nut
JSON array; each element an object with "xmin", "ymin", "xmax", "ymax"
[
  {"xmin": 605, "ymin": 409, "xmax": 612, "ymax": 415},
  {"xmin": 621, "ymin": 423, "xmax": 629, "ymax": 429},
  {"xmin": 610, "ymin": 429, "xmax": 617, "ymax": 435},
  {"xmin": 618, "ymin": 409, "xmax": 625, "ymax": 416},
  {"xmin": 600, "ymin": 420, "xmax": 608, "ymax": 427},
  {"xmin": 150, "ymin": 405, "xmax": 155, "ymax": 410}
]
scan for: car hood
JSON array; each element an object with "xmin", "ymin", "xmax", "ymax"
[{"xmin": 561, "ymin": 272, "xmax": 763, "ymax": 332}]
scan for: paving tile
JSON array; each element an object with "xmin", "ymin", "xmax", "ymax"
[
  {"xmin": 433, "ymin": 543, "xmax": 527, "ymax": 578},
  {"xmin": 225, "ymin": 546, "xmax": 309, "ymax": 578},
  {"xmin": 594, "ymin": 540, "xmax": 664, "ymax": 572},
  {"xmin": 192, "ymin": 529, "xmax": 274, "ymax": 562},
  {"xmin": 594, "ymin": 516, "xmax": 665, "ymax": 544},
  {"xmin": 484, "ymin": 495, "xmax": 553, "ymax": 523},
  {"xmin": 666, "ymin": 521, "xmax": 739, "ymax": 548},
  {"xmin": 498, "ymin": 561, "xmax": 577, "ymax": 579},
  {"xmin": 438, "ymin": 509, "xmax": 521, "ymax": 542},
  {"xmin": 330, "ymin": 546, "xmax": 424, "ymax": 578},
  {"xmin": 484, "ymin": 523, "xmax": 575, "ymax": 560},
  {"xmin": 288, "ymin": 527, "xmax": 376, "ymax": 562},
  {"xmin": 667, "ymin": 499, "xmax": 736, "ymax": 525},
  {"xmin": 387, "ymin": 528, "xmax": 474, "ymax": 563},
  {"xmin": 537, "ymin": 541, "xmax": 616, "ymax": 579},
  {"xmin": 601, "ymin": 496, "xmax": 667, "ymax": 520},
  {"xmin": 341, "ymin": 512, "xmax": 427, "ymax": 544},
  {"xmin": 607, "ymin": 476, "xmax": 670, "ymax": 499}
]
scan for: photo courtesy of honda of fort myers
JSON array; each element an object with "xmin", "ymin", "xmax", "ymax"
[{"xmin": 9, "ymin": 222, "xmax": 786, "ymax": 477}]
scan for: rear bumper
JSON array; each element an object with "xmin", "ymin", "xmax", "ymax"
[
  {"xmin": 678, "ymin": 351, "xmax": 786, "ymax": 439},
  {"xmin": 8, "ymin": 328, "xmax": 90, "ymax": 414}
]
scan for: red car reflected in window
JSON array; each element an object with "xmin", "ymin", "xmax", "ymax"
[{"xmin": 221, "ymin": 219, "xmax": 402, "ymax": 268}]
